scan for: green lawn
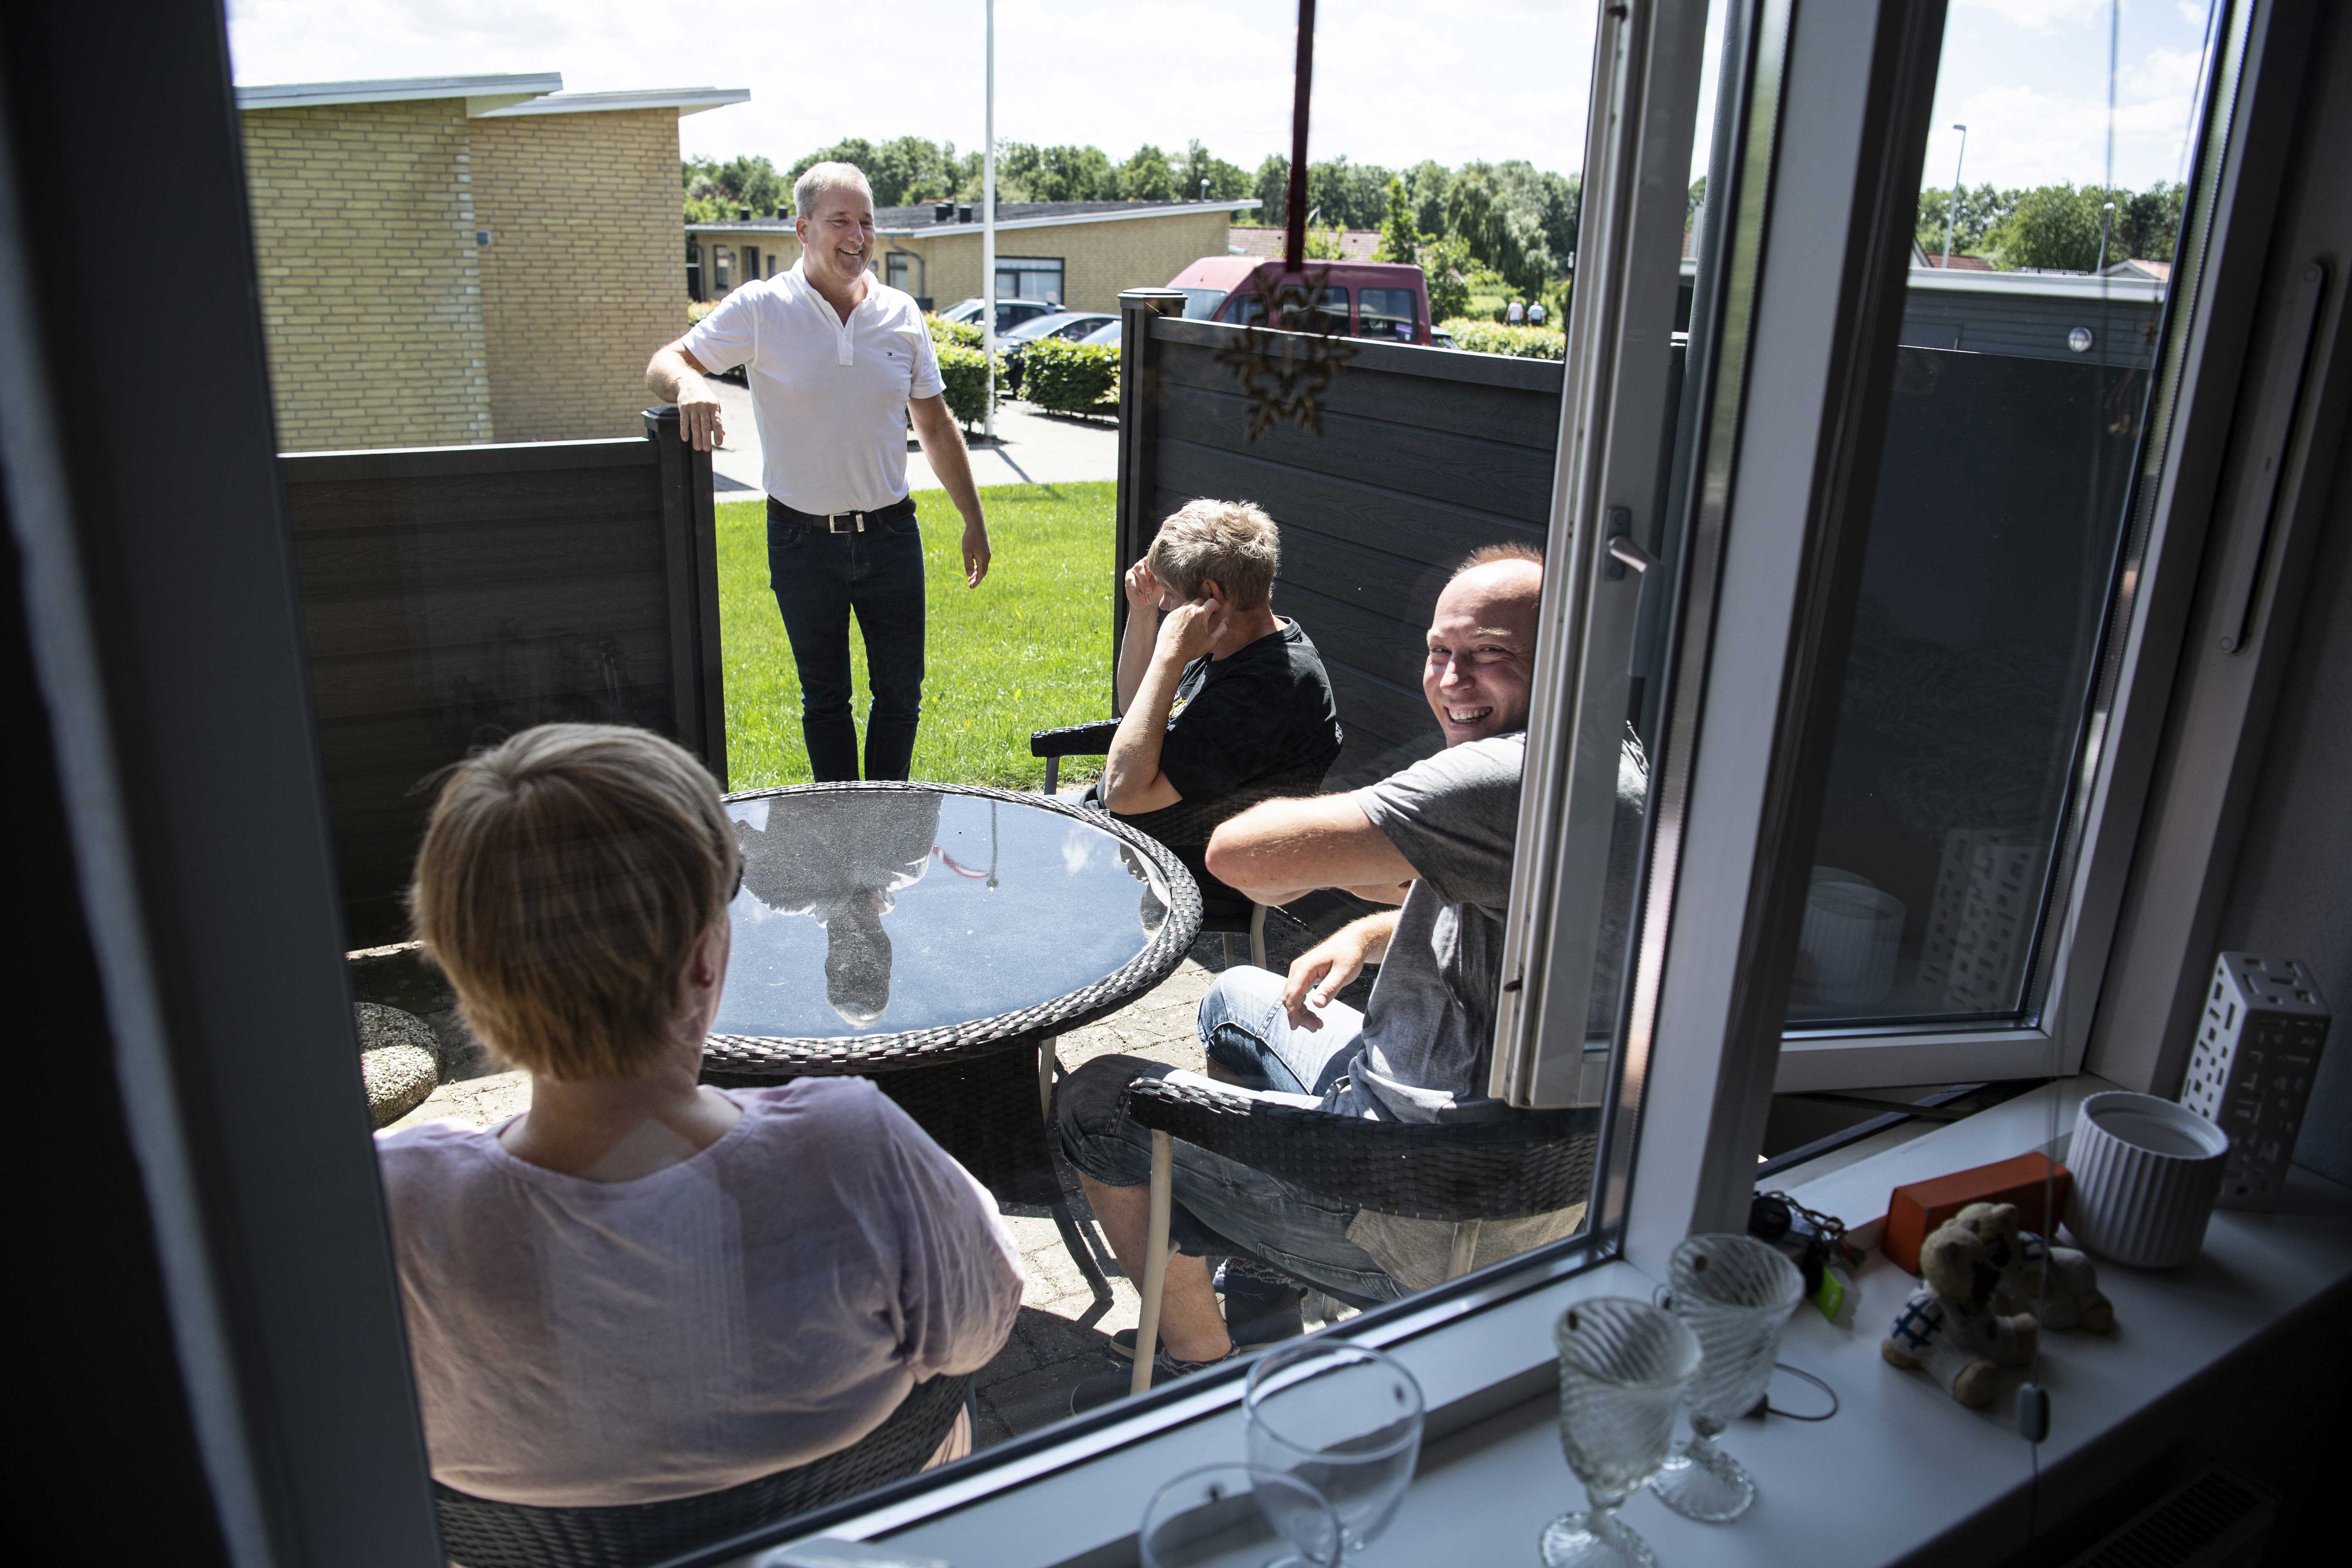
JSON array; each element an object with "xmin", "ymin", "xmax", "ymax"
[{"xmin": 718, "ymin": 482, "xmax": 1117, "ymax": 789}]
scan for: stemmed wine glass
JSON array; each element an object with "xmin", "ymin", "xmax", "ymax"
[
  {"xmin": 1650, "ymin": 1233, "xmax": 1804, "ymax": 1522},
  {"xmin": 1243, "ymin": 1341, "xmax": 1424, "ymax": 1564},
  {"xmin": 1540, "ymin": 1298, "xmax": 1703, "ymax": 1568},
  {"xmin": 1139, "ymin": 1462, "xmax": 1345, "ymax": 1568}
]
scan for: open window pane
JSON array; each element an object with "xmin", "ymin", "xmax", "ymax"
[{"xmin": 1786, "ymin": 1, "xmax": 2221, "ymax": 1032}]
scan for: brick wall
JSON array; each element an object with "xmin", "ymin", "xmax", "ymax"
[
  {"xmin": 473, "ymin": 110, "xmax": 685, "ymax": 440},
  {"xmin": 241, "ymin": 101, "xmax": 491, "ymax": 451}
]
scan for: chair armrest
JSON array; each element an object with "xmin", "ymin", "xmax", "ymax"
[
  {"xmin": 1030, "ymin": 720, "xmax": 1122, "ymax": 759},
  {"xmin": 1118, "ymin": 1076, "xmax": 1601, "ymax": 1224}
]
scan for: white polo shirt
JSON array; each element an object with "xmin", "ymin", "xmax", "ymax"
[{"xmin": 681, "ymin": 262, "xmax": 945, "ymax": 514}]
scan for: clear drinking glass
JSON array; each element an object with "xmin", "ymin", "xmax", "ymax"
[
  {"xmin": 1139, "ymin": 1463, "xmax": 1345, "ymax": 1568},
  {"xmin": 1541, "ymin": 1298, "xmax": 1704, "ymax": 1568},
  {"xmin": 1243, "ymin": 1340, "xmax": 1424, "ymax": 1564},
  {"xmin": 1650, "ymin": 1233, "xmax": 1805, "ymax": 1522}
]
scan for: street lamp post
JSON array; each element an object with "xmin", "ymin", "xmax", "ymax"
[
  {"xmin": 983, "ymin": 0, "xmax": 996, "ymax": 444},
  {"xmin": 1942, "ymin": 122, "xmax": 1968, "ymax": 269}
]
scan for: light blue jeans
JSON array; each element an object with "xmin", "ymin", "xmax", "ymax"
[{"xmin": 1196, "ymin": 964, "xmax": 1368, "ymax": 1097}]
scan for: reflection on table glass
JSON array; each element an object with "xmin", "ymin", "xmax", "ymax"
[{"xmin": 713, "ymin": 790, "xmax": 1170, "ymax": 1037}]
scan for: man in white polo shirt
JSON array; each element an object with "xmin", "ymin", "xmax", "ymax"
[{"xmin": 646, "ymin": 161, "xmax": 991, "ymax": 781}]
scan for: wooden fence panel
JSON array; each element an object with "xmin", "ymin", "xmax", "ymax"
[{"xmin": 282, "ymin": 410, "xmax": 724, "ymax": 947}]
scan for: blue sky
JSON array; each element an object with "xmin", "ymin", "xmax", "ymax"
[{"xmin": 226, "ymin": 1, "xmax": 2213, "ymax": 197}]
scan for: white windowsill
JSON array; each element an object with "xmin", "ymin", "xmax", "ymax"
[{"xmin": 748, "ymin": 1078, "xmax": 2352, "ymax": 1567}]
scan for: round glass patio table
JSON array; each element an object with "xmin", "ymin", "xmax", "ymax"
[{"xmin": 703, "ymin": 781, "xmax": 1202, "ymax": 1075}]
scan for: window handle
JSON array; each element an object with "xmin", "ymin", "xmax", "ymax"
[{"xmin": 1604, "ymin": 508, "xmax": 1656, "ymax": 579}]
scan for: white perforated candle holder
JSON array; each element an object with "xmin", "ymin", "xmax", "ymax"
[{"xmin": 2181, "ymin": 953, "xmax": 2330, "ymax": 1212}]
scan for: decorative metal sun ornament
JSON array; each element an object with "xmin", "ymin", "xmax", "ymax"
[{"xmin": 1222, "ymin": 0, "xmax": 1355, "ymax": 443}]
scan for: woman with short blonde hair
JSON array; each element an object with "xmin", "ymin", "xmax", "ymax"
[{"xmin": 378, "ymin": 724, "xmax": 1021, "ymax": 1507}]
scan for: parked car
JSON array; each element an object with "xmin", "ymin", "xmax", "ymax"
[
  {"xmin": 1000, "ymin": 311, "xmax": 1118, "ymax": 393},
  {"xmin": 1162, "ymin": 256, "xmax": 1435, "ymax": 345},
  {"xmin": 938, "ymin": 296, "xmax": 1063, "ymax": 335},
  {"xmin": 1078, "ymin": 318, "xmax": 1120, "ymax": 348}
]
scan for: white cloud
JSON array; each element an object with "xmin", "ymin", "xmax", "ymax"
[
  {"xmin": 226, "ymin": 0, "xmax": 1598, "ymax": 176},
  {"xmin": 225, "ymin": 0, "xmax": 2210, "ymax": 196}
]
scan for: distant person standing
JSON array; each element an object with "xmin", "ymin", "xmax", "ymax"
[
  {"xmin": 647, "ymin": 162, "xmax": 991, "ymax": 782},
  {"xmin": 1527, "ymin": 300, "xmax": 1547, "ymax": 327},
  {"xmin": 1506, "ymin": 299, "xmax": 1526, "ymax": 326}
]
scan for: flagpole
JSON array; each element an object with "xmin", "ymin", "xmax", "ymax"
[{"xmin": 983, "ymin": 0, "xmax": 997, "ymax": 444}]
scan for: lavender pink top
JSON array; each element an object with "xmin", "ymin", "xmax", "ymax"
[{"xmin": 376, "ymin": 1078, "xmax": 1022, "ymax": 1505}]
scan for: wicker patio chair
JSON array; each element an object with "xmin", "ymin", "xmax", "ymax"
[
  {"xmin": 432, "ymin": 1372, "xmax": 972, "ymax": 1568},
  {"xmin": 1114, "ymin": 1076, "xmax": 1603, "ymax": 1394},
  {"xmin": 1030, "ymin": 720, "xmax": 1328, "ymax": 969}
]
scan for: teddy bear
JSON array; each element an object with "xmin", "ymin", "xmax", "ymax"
[
  {"xmin": 1881, "ymin": 1218, "xmax": 2039, "ymax": 1407},
  {"xmin": 1948, "ymin": 1200, "xmax": 2116, "ymax": 1333}
]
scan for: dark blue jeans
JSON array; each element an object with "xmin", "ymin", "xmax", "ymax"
[{"xmin": 766, "ymin": 499, "xmax": 926, "ymax": 781}]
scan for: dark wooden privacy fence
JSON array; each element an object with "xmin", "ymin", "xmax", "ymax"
[
  {"xmin": 282, "ymin": 408, "xmax": 724, "ymax": 948},
  {"xmin": 1116, "ymin": 292, "xmax": 1566, "ymax": 788}
]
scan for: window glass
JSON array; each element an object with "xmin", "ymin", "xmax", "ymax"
[
  {"xmin": 223, "ymin": 0, "xmax": 1611, "ymax": 1522},
  {"xmin": 996, "ymin": 254, "xmax": 1064, "ymax": 303},
  {"xmin": 1785, "ymin": 0, "xmax": 2217, "ymax": 1028},
  {"xmin": 1359, "ymin": 286, "xmax": 1418, "ymax": 340},
  {"xmin": 1179, "ymin": 285, "xmax": 1226, "ymax": 318}
]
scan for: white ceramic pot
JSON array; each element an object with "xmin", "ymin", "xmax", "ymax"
[{"xmin": 2064, "ymin": 1092, "xmax": 2232, "ymax": 1267}]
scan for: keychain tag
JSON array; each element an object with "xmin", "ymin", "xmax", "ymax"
[{"xmin": 1812, "ymin": 1264, "xmax": 1850, "ymax": 1325}]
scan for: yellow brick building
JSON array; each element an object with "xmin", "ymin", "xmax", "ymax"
[
  {"xmin": 237, "ymin": 74, "xmax": 747, "ymax": 451},
  {"xmin": 690, "ymin": 199, "xmax": 1255, "ymax": 315}
]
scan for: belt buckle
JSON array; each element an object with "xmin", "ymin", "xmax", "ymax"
[{"xmin": 822, "ymin": 512, "xmax": 863, "ymax": 534}]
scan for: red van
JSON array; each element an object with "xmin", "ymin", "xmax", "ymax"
[{"xmin": 1164, "ymin": 256, "xmax": 1435, "ymax": 346}]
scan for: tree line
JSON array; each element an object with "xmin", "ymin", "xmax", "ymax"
[
  {"xmin": 683, "ymin": 137, "xmax": 1583, "ymax": 300},
  {"xmin": 1915, "ymin": 181, "xmax": 2186, "ymax": 271}
]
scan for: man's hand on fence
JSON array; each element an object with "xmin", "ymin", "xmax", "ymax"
[{"xmin": 677, "ymin": 382, "xmax": 725, "ymax": 452}]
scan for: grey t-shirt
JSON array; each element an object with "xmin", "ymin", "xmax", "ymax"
[{"xmin": 1324, "ymin": 732, "xmax": 1526, "ymax": 1124}]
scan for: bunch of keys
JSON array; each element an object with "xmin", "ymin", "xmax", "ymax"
[{"xmin": 1749, "ymin": 1191, "xmax": 1859, "ymax": 1323}]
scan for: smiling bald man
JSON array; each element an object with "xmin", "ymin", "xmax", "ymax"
[
  {"xmin": 647, "ymin": 162, "xmax": 991, "ymax": 783},
  {"xmin": 1052, "ymin": 542, "xmax": 1620, "ymax": 1413}
]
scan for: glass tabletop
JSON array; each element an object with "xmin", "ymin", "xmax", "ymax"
[{"xmin": 712, "ymin": 787, "xmax": 1174, "ymax": 1039}]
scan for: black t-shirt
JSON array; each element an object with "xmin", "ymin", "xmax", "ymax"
[{"xmin": 1157, "ymin": 617, "xmax": 1343, "ymax": 803}]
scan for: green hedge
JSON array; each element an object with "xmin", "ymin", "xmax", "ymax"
[
  {"xmin": 934, "ymin": 342, "xmax": 1001, "ymax": 429},
  {"xmin": 927, "ymin": 315, "xmax": 985, "ymax": 350},
  {"xmin": 1440, "ymin": 318, "xmax": 1567, "ymax": 360},
  {"xmin": 1022, "ymin": 337, "xmax": 1120, "ymax": 416}
]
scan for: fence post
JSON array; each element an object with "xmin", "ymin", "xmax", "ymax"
[
  {"xmin": 645, "ymin": 405, "xmax": 729, "ymax": 789},
  {"xmin": 1113, "ymin": 288, "xmax": 1189, "ymax": 702}
]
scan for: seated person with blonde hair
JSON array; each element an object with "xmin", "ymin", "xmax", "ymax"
[
  {"xmin": 376, "ymin": 724, "xmax": 1020, "ymax": 1506},
  {"xmin": 1095, "ymin": 498, "xmax": 1343, "ymax": 909}
]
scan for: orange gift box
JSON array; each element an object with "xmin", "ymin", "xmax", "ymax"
[{"xmin": 1882, "ymin": 1152, "xmax": 2072, "ymax": 1275}]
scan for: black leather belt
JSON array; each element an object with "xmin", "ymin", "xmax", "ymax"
[{"xmin": 768, "ymin": 494, "xmax": 917, "ymax": 534}]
